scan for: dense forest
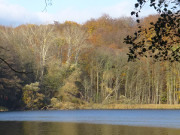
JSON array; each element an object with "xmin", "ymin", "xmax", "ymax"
[{"xmin": 0, "ymin": 13, "xmax": 180, "ymax": 110}]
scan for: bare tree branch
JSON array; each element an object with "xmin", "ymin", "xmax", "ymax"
[
  {"xmin": 0, "ymin": 57, "xmax": 32, "ymax": 74},
  {"xmin": 42, "ymin": 0, "xmax": 48, "ymax": 12},
  {"xmin": 42, "ymin": 0, "xmax": 52, "ymax": 12}
]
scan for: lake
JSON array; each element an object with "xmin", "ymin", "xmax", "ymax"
[{"xmin": 0, "ymin": 110, "xmax": 180, "ymax": 135}]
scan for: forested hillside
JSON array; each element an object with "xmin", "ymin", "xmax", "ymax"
[{"xmin": 0, "ymin": 14, "xmax": 180, "ymax": 110}]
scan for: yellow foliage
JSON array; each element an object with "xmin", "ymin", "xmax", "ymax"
[
  {"xmin": 23, "ymin": 82, "xmax": 45, "ymax": 109},
  {"xmin": 121, "ymin": 73, "xmax": 126, "ymax": 77},
  {"xmin": 64, "ymin": 21, "xmax": 80, "ymax": 27}
]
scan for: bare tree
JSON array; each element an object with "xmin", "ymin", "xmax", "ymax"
[
  {"xmin": 62, "ymin": 24, "xmax": 89, "ymax": 64},
  {"xmin": 22, "ymin": 25, "xmax": 55, "ymax": 81}
]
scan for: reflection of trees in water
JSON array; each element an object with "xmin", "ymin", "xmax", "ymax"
[{"xmin": 0, "ymin": 121, "xmax": 180, "ymax": 135}]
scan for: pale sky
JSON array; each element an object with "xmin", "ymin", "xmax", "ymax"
[{"xmin": 0, "ymin": 0, "xmax": 157, "ymax": 26}]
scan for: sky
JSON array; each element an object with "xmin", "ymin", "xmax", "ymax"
[{"xmin": 0, "ymin": 0, "xmax": 157, "ymax": 26}]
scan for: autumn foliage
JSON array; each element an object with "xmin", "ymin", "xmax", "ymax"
[{"xmin": 0, "ymin": 14, "xmax": 180, "ymax": 110}]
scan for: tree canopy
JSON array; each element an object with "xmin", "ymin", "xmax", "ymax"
[{"xmin": 0, "ymin": 1, "xmax": 180, "ymax": 110}]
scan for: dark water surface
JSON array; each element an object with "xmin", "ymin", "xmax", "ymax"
[{"xmin": 1, "ymin": 110, "xmax": 180, "ymax": 135}]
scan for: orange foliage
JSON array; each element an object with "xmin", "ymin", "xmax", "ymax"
[{"xmin": 64, "ymin": 21, "xmax": 80, "ymax": 27}]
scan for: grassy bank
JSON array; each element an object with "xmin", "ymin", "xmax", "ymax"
[
  {"xmin": 57, "ymin": 103, "xmax": 180, "ymax": 110},
  {"xmin": 3, "ymin": 104, "xmax": 180, "ymax": 111},
  {"xmin": 81, "ymin": 104, "xmax": 180, "ymax": 110},
  {"xmin": 49, "ymin": 102, "xmax": 180, "ymax": 110}
]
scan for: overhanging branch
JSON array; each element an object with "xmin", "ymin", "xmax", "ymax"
[{"xmin": 0, "ymin": 57, "xmax": 32, "ymax": 74}]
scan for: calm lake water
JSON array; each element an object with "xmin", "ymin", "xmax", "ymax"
[{"xmin": 0, "ymin": 110, "xmax": 180, "ymax": 135}]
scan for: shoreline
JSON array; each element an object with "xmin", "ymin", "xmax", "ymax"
[
  {"xmin": 87, "ymin": 104, "xmax": 180, "ymax": 110},
  {"xmin": 2, "ymin": 104, "xmax": 180, "ymax": 111},
  {"xmin": 0, "ymin": 107, "xmax": 8, "ymax": 112},
  {"xmin": 41, "ymin": 104, "xmax": 180, "ymax": 110}
]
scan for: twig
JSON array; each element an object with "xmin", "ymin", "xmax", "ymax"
[{"xmin": 42, "ymin": 0, "xmax": 48, "ymax": 12}]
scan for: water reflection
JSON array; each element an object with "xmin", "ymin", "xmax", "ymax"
[{"xmin": 0, "ymin": 121, "xmax": 180, "ymax": 135}]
